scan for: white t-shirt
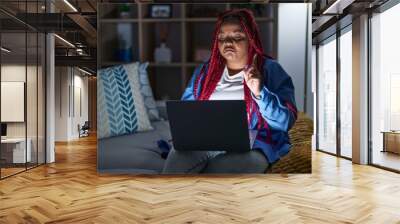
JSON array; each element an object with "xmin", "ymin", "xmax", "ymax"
[{"xmin": 209, "ymin": 66, "xmax": 244, "ymax": 100}]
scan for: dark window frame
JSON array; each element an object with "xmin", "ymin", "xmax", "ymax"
[{"xmin": 315, "ymin": 23, "xmax": 353, "ymax": 161}]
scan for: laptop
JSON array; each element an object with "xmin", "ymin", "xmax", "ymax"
[{"xmin": 166, "ymin": 100, "xmax": 257, "ymax": 152}]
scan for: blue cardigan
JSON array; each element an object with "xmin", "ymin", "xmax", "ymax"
[{"xmin": 180, "ymin": 59, "xmax": 298, "ymax": 164}]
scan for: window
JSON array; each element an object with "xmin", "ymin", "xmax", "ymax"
[
  {"xmin": 370, "ymin": 2, "xmax": 400, "ymax": 171},
  {"xmin": 317, "ymin": 35, "xmax": 337, "ymax": 154},
  {"xmin": 339, "ymin": 27, "xmax": 352, "ymax": 158},
  {"xmin": 316, "ymin": 25, "xmax": 353, "ymax": 158},
  {"xmin": 0, "ymin": 1, "xmax": 47, "ymax": 179}
]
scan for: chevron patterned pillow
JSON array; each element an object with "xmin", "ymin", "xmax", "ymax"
[
  {"xmin": 138, "ymin": 62, "xmax": 160, "ymax": 121},
  {"xmin": 97, "ymin": 63, "xmax": 153, "ymax": 139}
]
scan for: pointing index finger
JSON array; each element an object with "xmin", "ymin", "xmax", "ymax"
[{"xmin": 252, "ymin": 54, "xmax": 258, "ymax": 67}]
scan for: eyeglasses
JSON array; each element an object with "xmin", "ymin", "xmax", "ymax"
[{"xmin": 217, "ymin": 35, "xmax": 247, "ymax": 44}]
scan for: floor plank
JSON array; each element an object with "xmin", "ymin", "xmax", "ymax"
[{"xmin": 0, "ymin": 134, "xmax": 399, "ymax": 224}]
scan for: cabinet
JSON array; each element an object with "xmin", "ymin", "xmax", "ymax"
[
  {"xmin": 98, "ymin": 3, "xmax": 277, "ymax": 100},
  {"xmin": 1, "ymin": 138, "xmax": 32, "ymax": 164},
  {"xmin": 382, "ymin": 131, "xmax": 400, "ymax": 154}
]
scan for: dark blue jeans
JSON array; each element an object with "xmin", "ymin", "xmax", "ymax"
[{"xmin": 162, "ymin": 148, "xmax": 270, "ymax": 174}]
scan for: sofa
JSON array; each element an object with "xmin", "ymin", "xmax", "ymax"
[
  {"xmin": 98, "ymin": 103, "xmax": 313, "ymax": 174},
  {"xmin": 98, "ymin": 103, "xmax": 170, "ymax": 174}
]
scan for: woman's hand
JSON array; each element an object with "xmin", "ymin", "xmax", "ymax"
[{"xmin": 244, "ymin": 54, "xmax": 264, "ymax": 98}]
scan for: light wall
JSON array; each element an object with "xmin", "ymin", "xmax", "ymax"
[
  {"xmin": 1, "ymin": 64, "xmax": 42, "ymax": 138},
  {"xmin": 1, "ymin": 63, "xmax": 46, "ymax": 165},
  {"xmin": 278, "ymin": 3, "xmax": 312, "ymax": 118},
  {"xmin": 55, "ymin": 67, "xmax": 89, "ymax": 141}
]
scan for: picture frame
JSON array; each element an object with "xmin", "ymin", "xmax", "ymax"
[{"xmin": 149, "ymin": 4, "xmax": 172, "ymax": 18}]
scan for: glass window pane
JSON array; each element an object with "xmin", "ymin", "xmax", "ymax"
[
  {"xmin": 318, "ymin": 36, "xmax": 337, "ymax": 154},
  {"xmin": 340, "ymin": 29, "xmax": 352, "ymax": 158},
  {"xmin": 0, "ymin": 0, "xmax": 46, "ymax": 179},
  {"xmin": 27, "ymin": 31, "xmax": 38, "ymax": 169},
  {"xmin": 38, "ymin": 33, "xmax": 45, "ymax": 165},
  {"xmin": 371, "ymin": 3, "xmax": 400, "ymax": 171},
  {"xmin": 1, "ymin": 31, "xmax": 28, "ymax": 177}
]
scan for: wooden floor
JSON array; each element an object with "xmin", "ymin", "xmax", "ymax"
[
  {"xmin": 372, "ymin": 150, "xmax": 400, "ymax": 171},
  {"xmin": 1, "ymin": 167, "xmax": 26, "ymax": 178},
  {"xmin": 1, "ymin": 135, "xmax": 400, "ymax": 224}
]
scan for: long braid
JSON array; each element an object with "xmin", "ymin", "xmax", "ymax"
[
  {"xmin": 198, "ymin": 20, "xmax": 225, "ymax": 100},
  {"xmin": 193, "ymin": 19, "xmax": 224, "ymax": 100},
  {"xmin": 239, "ymin": 9, "xmax": 270, "ymax": 135},
  {"xmin": 238, "ymin": 11, "xmax": 273, "ymax": 142}
]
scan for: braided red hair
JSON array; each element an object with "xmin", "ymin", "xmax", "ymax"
[{"xmin": 193, "ymin": 8, "xmax": 272, "ymax": 142}]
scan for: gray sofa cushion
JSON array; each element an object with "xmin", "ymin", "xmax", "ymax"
[{"xmin": 98, "ymin": 120, "xmax": 171, "ymax": 174}]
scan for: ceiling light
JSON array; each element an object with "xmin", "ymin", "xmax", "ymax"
[
  {"xmin": 1, "ymin": 47, "xmax": 11, "ymax": 53},
  {"xmin": 322, "ymin": 0, "xmax": 354, "ymax": 15},
  {"xmin": 78, "ymin": 67, "xmax": 93, "ymax": 76},
  {"xmin": 54, "ymin": 34, "xmax": 75, "ymax": 48},
  {"xmin": 63, "ymin": 0, "xmax": 78, "ymax": 12},
  {"xmin": 76, "ymin": 48, "xmax": 86, "ymax": 56}
]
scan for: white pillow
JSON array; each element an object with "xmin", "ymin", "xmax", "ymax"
[{"xmin": 138, "ymin": 62, "xmax": 160, "ymax": 121}]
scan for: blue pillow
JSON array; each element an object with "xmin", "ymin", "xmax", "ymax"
[{"xmin": 97, "ymin": 63, "xmax": 153, "ymax": 139}]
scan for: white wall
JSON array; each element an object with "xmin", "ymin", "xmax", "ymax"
[
  {"xmin": 1, "ymin": 65, "xmax": 38, "ymax": 137},
  {"xmin": 55, "ymin": 67, "xmax": 89, "ymax": 141},
  {"xmin": 1, "ymin": 65, "xmax": 27, "ymax": 140},
  {"xmin": 277, "ymin": 3, "xmax": 312, "ymax": 117},
  {"xmin": 1, "ymin": 82, "xmax": 25, "ymax": 122},
  {"xmin": 72, "ymin": 72, "xmax": 89, "ymax": 138},
  {"xmin": 55, "ymin": 66, "xmax": 69, "ymax": 141},
  {"xmin": 1, "ymin": 64, "xmax": 46, "ymax": 164}
]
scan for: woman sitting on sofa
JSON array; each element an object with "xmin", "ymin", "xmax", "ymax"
[{"xmin": 162, "ymin": 8, "xmax": 297, "ymax": 174}]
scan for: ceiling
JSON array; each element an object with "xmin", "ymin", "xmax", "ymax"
[
  {"xmin": 0, "ymin": 0, "xmax": 97, "ymax": 71},
  {"xmin": 311, "ymin": 0, "xmax": 390, "ymax": 43},
  {"xmin": 0, "ymin": 0, "xmax": 96, "ymax": 13},
  {"xmin": 0, "ymin": 0, "xmax": 393, "ymax": 71}
]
